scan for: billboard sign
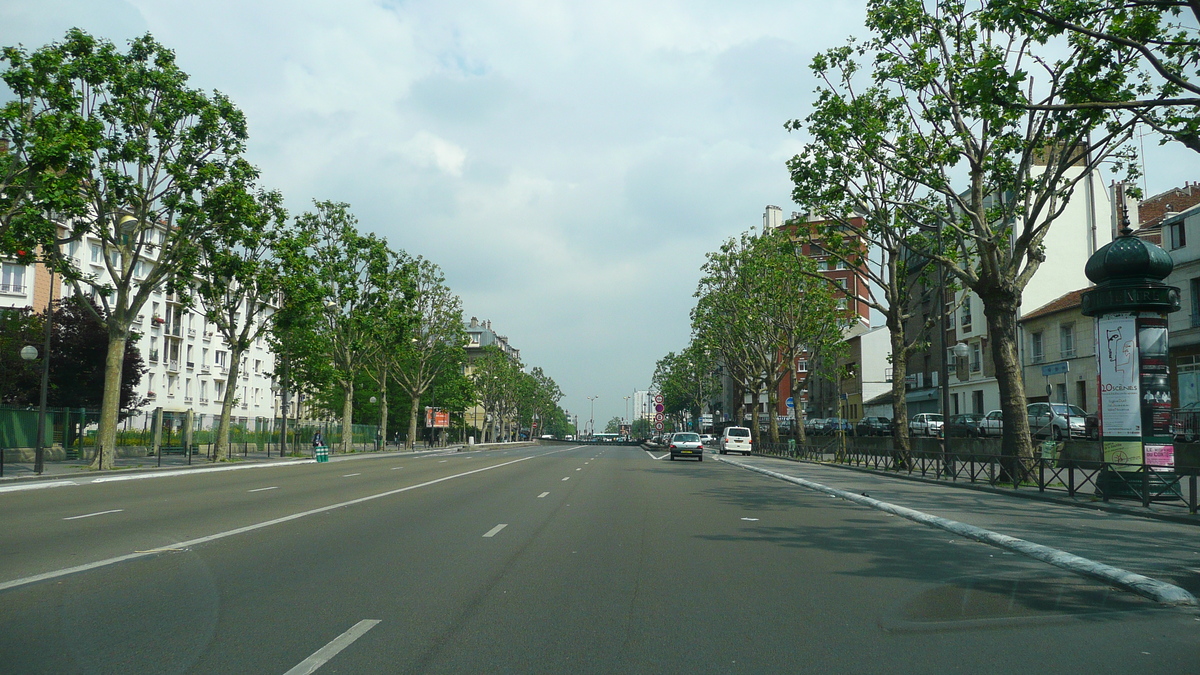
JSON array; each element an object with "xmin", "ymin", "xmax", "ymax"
[{"xmin": 425, "ymin": 408, "xmax": 450, "ymax": 428}]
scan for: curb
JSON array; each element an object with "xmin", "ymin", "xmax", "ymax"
[
  {"xmin": 717, "ymin": 455, "xmax": 1198, "ymax": 607},
  {"xmin": 755, "ymin": 452, "xmax": 1200, "ymax": 528}
]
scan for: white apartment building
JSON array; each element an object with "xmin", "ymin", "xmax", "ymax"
[{"xmin": 1, "ymin": 232, "xmax": 279, "ymax": 431}]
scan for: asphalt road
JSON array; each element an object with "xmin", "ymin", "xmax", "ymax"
[{"xmin": 1, "ymin": 443, "xmax": 1198, "ymax": 674}]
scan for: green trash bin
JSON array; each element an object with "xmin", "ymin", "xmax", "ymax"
[{"xmin": 315, "ymin": 445, "xmax": 329, "ymax": 463}]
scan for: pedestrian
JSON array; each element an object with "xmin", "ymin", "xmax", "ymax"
[{"xmin": 312, "ymin": 430, "xmax": 323, "ymax": 449}]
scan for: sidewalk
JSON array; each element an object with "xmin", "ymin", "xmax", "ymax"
[{"xmin": 722, "ymin": 453, "xmax": 1200, "ymax": 600}]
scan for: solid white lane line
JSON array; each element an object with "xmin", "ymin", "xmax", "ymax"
[
  {"xmin": 63, "ymin": 509, "xmax": 124, "ymax": 521},
  {"xmin": 284, "ymin": 619, "xmax": 381, "ymax": 675},
  {"xmin": 249, "ymin": 487, "xmax": 279, "ymax": 493},
  {"xmin": 0, "ymin": 480, "xmax": 79, "ymax": 494},
  {"xmin": 717, "ymin": 456, "xmax": 1198, "ymax": 607},
  {"xmin": 342, "ymin": 473, "xmax": 361, "ymax": 478},
  {"xmin": 561, "ymin": 477, "xmax": 570, "ymax": 481},
  {"xmin": 483, "ymin": 523, "xmax": 508, "ymax": 538},
  {"xmin": 537, "ymin": 492, "xmax": 549, "ymax": 498},
  {"xmin": 0, "ymin": 454, "xmax": 549, "ymax": 594}
]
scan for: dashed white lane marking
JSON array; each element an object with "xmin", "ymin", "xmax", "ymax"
[
  {"xmin": 483, "ymin": 523, "xmax": 508, "ymax": 538},
  {"xmin": 284, "ymin": 619, "xmax": 381, "ymax": 675},
  {"xmin": 342, "ymin": 473, "xmax": 361, "ymax": 478},
  {"xmin": 537, "ymin": 492, "xmax": 550, "ymax": 498},
  {"xmin": 561, "ymin": 477, "xmax": 570, "ymax": 481},
  {"xmin": 390, "ymin": 467, "xmax": 403, "ymax": 470},
  {"xmin": 249, "ymin": 487, "xmax": 279, "ymax": 493},
  {"xmin": 575, "ymin": 468, "xmax": 582, "ymax": 471},
  {"xmin": 63, "ymin": 509, "xmax": 124, "ymax": 521},
  {"xmin": 741, "ymin": 517, "xmax": 759, "ymax": 521},
  {"xmin": 439, "ymin": 460, "xmax": 448, "ymax": 463}
]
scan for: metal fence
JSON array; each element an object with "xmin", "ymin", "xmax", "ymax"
[{"xmin": 753, "ymin": 436, "xmax": 1200, "ymax": 515}]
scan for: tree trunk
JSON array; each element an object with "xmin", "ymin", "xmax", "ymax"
[
  {"xmin": 407, "ymin": 395, "xmax": 420, "ymax": 450},
  {"xmin": 378, "ymin": 369, "xmax": 388, "ymax": 452},
  {"xmin": 791, "ymin": 372, "xmax": 807, "ymax": 445},
  {"xmin": 888, "ymin": 321, "xmax": 912, "ymax": 467},
  {"xmin": 983, "ymin": 288, "xmax": 1033, "ymax": 481},
  {"xmin": 90, "ymin": 334, "xmax": 128, "ymax": 470},
  {"xmin": 341, "ymin": 379, "xmax": 354, "ymax": 453},
  {"xmin": 767, "ymin": 385, "xmax": 780, "ymax": 443},
  {"xmin": 215, "ymin": 351, "xmax": 243, "ymax": 461},
  {"xmin": 749, "ymin": 388, "xmax": 761, "ymax": 445}
]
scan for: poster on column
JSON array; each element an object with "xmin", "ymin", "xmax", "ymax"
[
  {"xmin": 1137, "ymin": 313, "xmax": 1172, "ymax": 436},
  {"xmin": 1097, "ymin": 313, "xmax": 1140, "ymax": 437}
]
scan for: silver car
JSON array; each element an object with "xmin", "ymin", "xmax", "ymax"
[{"xmin": 669, "ymin": 432, "xmax": 704, "ymax": 461}]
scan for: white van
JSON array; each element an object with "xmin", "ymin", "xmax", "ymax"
[{"xmin": 719, "ymin": 427, "xmax": 752, "ymax": 455}]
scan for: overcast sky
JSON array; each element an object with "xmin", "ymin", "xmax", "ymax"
[{"xmin": 4, "ymin": 0, "xmax": 1196, "ymax": 426}]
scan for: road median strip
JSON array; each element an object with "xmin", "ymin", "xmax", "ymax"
[{"xmin": 716, "ymin": 456, "xmax": 1197, "ymax": 607}]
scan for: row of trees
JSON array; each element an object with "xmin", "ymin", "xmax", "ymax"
[
  {"xmin": 0, "ymin": 30, "xmax": 568, "ymax": 467},
  {"xmin": 783, "ymin": 0, "xmax": 1200, "ymax": 467},
  {"xmin": 649, "ymin": 227, "xmax": 846, "ymax": 445}
]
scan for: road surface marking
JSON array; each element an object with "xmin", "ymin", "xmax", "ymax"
[
  {"xmin": 644, "ymin": 450, "xmax": 668, "ymax": 461},
  {"xmin": 0, "ymin": 480, "xmax": 79, "ymax": 494},
  {"xmin": 537, "ymin": 492, "xmax": 550, "ymax": 498},
  {"xmin": 562, "ymin": 477, "xmax": 570, "ymax": 481},
  {"xmin": 575, "ymin": 468, "xmax": 581, "ymax": 471},
  {"xmin": 483, "ymin": 523, "xmax": 508, "ymax": 538},
  {"xmin": 717, "ymin": 456, "xmax": 1198, "ymax": 607},
  {"xmin": 439, "ymin": 460, "xmax": 448, "ymax": 463},
  {"xmin": 63, "ymin": 509, "xmax": 124, "ymax": 520},
  {"xmin": 0, "ymin": 453, "xmax": 563, "ymax": 594},
  {"xmin": 284, "ymin": 619, "xmax": 381, "ymax": 675},
  {"xmin": 390, "ymin": 467, "xmax": 404, "ymax": 470},
  {"xmin": 741, "ymin": 517, "xmax": 759, "ymax": 521},
  {"xmin": 249, "ymin": 487, "xmax": 279, "ymax": 493},
  {"xmin": 342, "ymin": 473, "xmax": 361, "ymax": 478}
]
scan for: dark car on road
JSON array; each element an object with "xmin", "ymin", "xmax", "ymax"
[{"xmin": 854, "ymin": 416, "xmax": 893, "ymax": 436}]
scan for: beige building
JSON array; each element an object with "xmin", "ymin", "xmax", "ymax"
[{"xmin": 1018, "ymin": 289, "xmax": 1098, "ymax": 412}]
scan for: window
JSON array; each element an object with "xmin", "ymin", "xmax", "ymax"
[
  {"xmin": 972, "ymin": 390, "xmax": 984, "ymax": 414},
  {"xmin": 1060, "ymin": 323, "xmax": 1075, "ymax": 358},
  {"xmin": 0, "ymin": 262, "xmax": 26, "ymax": 293},
  {"xmin": 1031, "ymin": 331, "xmax": 1044, "ymax": 363},
  {"xmin": 951, "ymin": 393, "xmax": 960, "ymax": 415},
  {"xmin": 960, "ymin": 295, "xmax": 972, "ymax": 329},
  {"xmin": 970, "ymin": 342, "xmax": 982, "ymax": 372},
  {"xmin": 1055, "ymin": 382, "xmax": 1067, "ymax": 403},
  {"xmin": 90, "ymin": 243, "xmax": 102, "ymax": 264},
  {"xmin": 1170, "ymin": 219, "xmax": 1187, "ymax": 249},
  {"xmin": 796, "ymin": 358, "xmax": 808, "ymax": 372}
]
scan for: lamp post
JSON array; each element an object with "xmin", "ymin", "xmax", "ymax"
[
  {"xmin": 623, "ymin": 395, "xmax": 631, "ymax": 433},
  {"xmin": 587, "ymin": 395, "xmax": 598, "ymax": 440}
]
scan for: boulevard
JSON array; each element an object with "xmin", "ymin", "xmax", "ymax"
[{"xmin": 1, "ymin": 443, "xmax": 1198, "ymax": 673}]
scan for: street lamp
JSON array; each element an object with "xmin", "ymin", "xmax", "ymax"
[{"xmin": 587, "ymin": 395, "xmax": 598, "ymax": 440}]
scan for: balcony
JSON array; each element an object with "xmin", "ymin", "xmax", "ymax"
[
  {"xmin": 188, "ymin": 328, "xmax": 197, "ymax": 338},
  {"xmin": 186, "ymin": 361, "xmax": 195, "ymax": 370},
  {"xmin": 203, "ymin": 331, "xmax": 213, "ymax": 341},
  {"xmin": 1061, "ymin": 349, "xmax": 1077, "ymax": 359},
  {"xmin": 167, "ymin": 361, "xmax": 180, "ymax": 373},
  {"xmin": 1031, "ymin": 353, "xmax": 1045, "ymax": 364},
  {"xmin": 0, "ymin": 282, "xmax": 26, "ymax": 294},
  {"xmin": 147, "ymin": 391, "xmax": 157, "ymax": 399},
  {"xmin": 184, "ymin": 396, "xmax": 193, "ymax": 404},
  {"xmin": 199, "ymin": 397, "xmax": 209, "ymax": 404},
  {"xmin": 149, "ymin": 350, "xmax": 159, "ymax": 363},
  {"xmin": 201, "ymin": 366, "xmax": 211, "ymax": 375},
  {"xmin": 166, "ymin": 324, "xmax": 182, "ymax": 338}
]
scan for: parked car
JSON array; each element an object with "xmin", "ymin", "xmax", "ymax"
[
  {"xmin": 979, "ymin": 410, "xmax": 1004, "ymax": 437},
  {"xmin": 804, "ymin": 418, "xmax": 826, "ymax": 435},
  {"xmin": 855, "ymin": 416, "xmax": 893, "ymax": 436},
  {"xmin": 720, "ymin": 426, "xmax": 753, "ymax": 455},
  {"xmin": 669, "ymin": 432, "xmax": 704, "ymax": 461},
  {"xmin": 824, "ymin": 418, "xmax": 853, "ymax": 434},
  {"xmin": 699, "ymin": 433, "xmax": 715, "ymax": 445},
  {"xmin": 943, "ymin": 413, "xmax": 986, "ymax": 438},
  {"xmin": 1027, "ymin": 402, "xmax": 1088, "ymax": 440},
  {"xmin": 909, "ymin": 413, "xmax": 943, "ymax": 437}
]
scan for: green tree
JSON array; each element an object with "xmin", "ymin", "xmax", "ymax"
[
  {"xmin": 293, "ymin": 201, "xmax": 391, "ymax": 454},
  {"xmin": 811, "ymin": 0, "xmax": 1141, "ymax": 467},
  {"xmin": 390, "ymin": 257, "xmax": 466, "ymax": 449},
  {"xmin": 993, "ymin": 0, "xmax": 1200, "ymax": 152},
  {"xmin": 193, "ymin": 183, "xmax": 288, "ymax": 460},
  {"xmin": 1, "ymin": 30, "xmax": 251, "ymax": 469},
  {"xmin": 604, "ymin": 416, "xmax": 624, "ymax": 434}
]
